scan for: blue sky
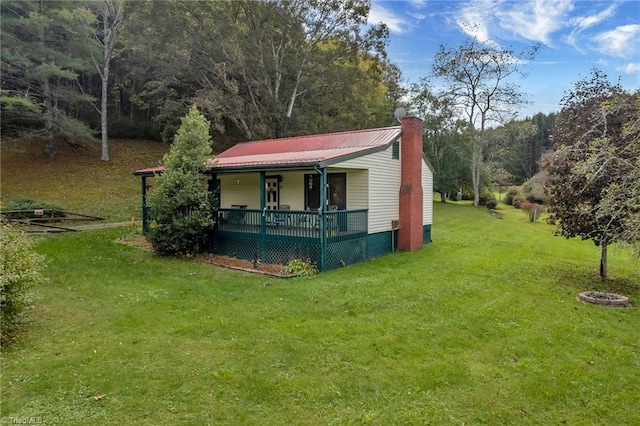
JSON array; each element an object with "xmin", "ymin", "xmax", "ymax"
[{"xmin": 368, "ymin": 0, "xmax": 640, "ymax": 118}]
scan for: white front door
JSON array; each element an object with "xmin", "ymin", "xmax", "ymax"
[{"xmin": 265, "ymin": 177, "xmax": 279, "ymax": 210}]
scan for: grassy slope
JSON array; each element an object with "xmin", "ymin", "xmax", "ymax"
[
  {"xmin": 1, "ymin": 138, "xmax": 169, "ymax": 221},
  {"xmin": 2, "ymin": 202, "xmax": 639, "ymax": 425}
]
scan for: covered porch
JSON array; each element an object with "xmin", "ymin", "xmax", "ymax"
[
  {"xmin": 214, "ymin": 207, "xmax": 368, "ymax": 271},
  {"xmin": 211, "ymin": 166, "xmax": 369, "ymax": 271},
  {"xmin": 138, "ymin": 166, "xmax": 370, "ymax": 271}
]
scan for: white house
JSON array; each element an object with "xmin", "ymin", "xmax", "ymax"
[{"xmin": 135, "ymin": 116, "xmax": 433, "ymax": 271}]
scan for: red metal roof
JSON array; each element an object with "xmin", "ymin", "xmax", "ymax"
[
  {"xmin": 134, "ymin": 126, "xmax": 401, "ymax": 175},
  {"xmin": 134, "ymin": 165, "xmax": 164, "ymax": 175},
  {"xmin": 213, "ymin": 126, "xmax": 401, "ymax": 169}
]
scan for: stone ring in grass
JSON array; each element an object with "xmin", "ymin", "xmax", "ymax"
[{"xmin": 578, "ymin": 291, "xmax": 630, "ymax": 307}]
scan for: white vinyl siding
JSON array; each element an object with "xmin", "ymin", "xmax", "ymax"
[
  {"xmin": 217, "ymin": 142, "xmax": 434, "ymax": 234},
  {"xmin": 278, "ymin": 171, "xmax": 307, "ymax": 210},
  {"xmin": 422, "ymin": 159, "xmax": 433, "ymax": 225},
  {"xmin": 334, "ymin": 143, "xmax": 401, "ymax": 233},
  {"xmin": 325, "ymin": 168, "xmax": 368, "ymax": 210},
  {"xmin": 219, "ymin": 173, "xmax": 261, "ymax": 208}
]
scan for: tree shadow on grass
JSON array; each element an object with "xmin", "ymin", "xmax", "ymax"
[{"xmin": 544, "ymin": 265, "xmax": 639, "ymax": 305}]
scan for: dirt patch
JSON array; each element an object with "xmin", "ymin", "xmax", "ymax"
[
  {"xmin": 195, "ymin": 254, "xmax": 287, "ymax": 276},
  {"xmin": 121, "ymin": 235, "xmax": 154, "ymax": 251},
  {"xmin": 122, "ymin": 236, "xmax": 288, "ymax": 277}
]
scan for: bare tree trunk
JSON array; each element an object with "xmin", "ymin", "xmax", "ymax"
[
  {"xmin": 101, "ymin": 60, "xmax": 110, "ymax": 161},
  {"xmin": 38, "ymin": 1, "xmax": 56, "ymax": 157},
  {"xmin": 471, "ymin": 127, "xmax": 482, "ymax": 207},
  {"xmin": 286, "ymin": 65, "xmax": 304, "ymax": 118},
  {"xmin": 95, "ymin": 0, "xmax": 123, "ymax": 161},
  {"xmin": 472, "ymin": 142, "xmax": 481, "ymax": 207},
  {"xmin": 600, "ymin": 243, "xmax": 608, "ymax": 280}
]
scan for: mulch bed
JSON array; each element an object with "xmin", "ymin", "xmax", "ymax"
[
  {"xmin": 122, "ymin": 236, "xmax": 288, "ymax": 277},
  {"xmin": 194, "ymin": 253, "xmax": 287, "ymax": 276}
]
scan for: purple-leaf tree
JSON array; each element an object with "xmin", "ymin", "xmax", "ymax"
[{"xmin": 541, "ymin": 70, "xmax": 640, "ymax": 280}]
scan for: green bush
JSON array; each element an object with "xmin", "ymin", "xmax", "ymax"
[
  {"xmin": 504, "ymin": 187, "xmax": 520, "ymax": 206},
  {"xmin": 486, "ymin": 199, "xmax": 498, "ymax": 210},
  {"xmin": 146, "ymin": 106, "xmax": 216, "ymax": 256},
  {"xmin": 478, "ymin": 187, "xmax": 496, "ymax": 206},
  {"xmin": 0, "ymin": 222, "xmax": 47, "ymax": 345},
  {"xmin": 147, "ymin": 212, "xmax": 213, "ymax": 256},
  {"xmin": 2, "ymin": 198, "xmax": 66, "ymax": 220},
  {"xmin": 523, "ymin": 172, "xmax": 548, "ymax": 204},
  {"xmin": 284, "ymin": 258, "xmax": 319, "ymax": 277},
  {"xmin": 512, "ymin": 195, "xmax": 525, "ymax": 209}
]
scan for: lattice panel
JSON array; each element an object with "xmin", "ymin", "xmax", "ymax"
[
  {"xmin": 211, "ymin": 233, "xmax": 321, "ymax": 268},
  {"xmin": 326, "ymin": 238, "xmax": 367, "ymax": 270},
  {"xmin": 264, "ymin": 240, "xmax": 321, "ymax": 267},
  {"xmin": 211, "ymin": 232, "xmax": 367, "ymax": 272},
  {"xmin": 211, "ymin": 233, "xmax": 261, "ymax": 261}
]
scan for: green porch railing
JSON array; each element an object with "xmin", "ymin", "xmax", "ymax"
[
  {"xmin": 141, "ymin": 207, "xmax": 218, "ymax": 235},
  {"xmin": 212, "ymin": 208, "xmax": 368, "ymax": 270}
]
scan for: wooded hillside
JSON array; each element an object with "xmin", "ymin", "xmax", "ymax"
[{"xmin": 1, "ymin": 0, "xmax": 399, "ymax": 156}]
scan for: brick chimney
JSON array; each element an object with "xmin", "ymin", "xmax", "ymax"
[{"xmin": 398, "ymin": 116, "xmax": 424, "ymax": 251}]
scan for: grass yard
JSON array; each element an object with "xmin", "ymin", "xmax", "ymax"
[
  {"xmin": 2, "ymin": 202, "xmax": 639, "ymax": 425},
  {"xmin": 1, "ymin": 138, "xmax": 169, "ymax": 222}
]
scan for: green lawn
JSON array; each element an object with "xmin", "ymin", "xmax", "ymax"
[
  {"xmin": 2, "ymin": 202, "xmax": 639, "ymax": 425},
  {"xmin": 1, "ymin": 138, "xmax": 169, "ymax": 222}
]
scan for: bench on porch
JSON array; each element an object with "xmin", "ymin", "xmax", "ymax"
[{"xmin": 265, "ymin": 205, "xmax": 291, "ymax": 227}]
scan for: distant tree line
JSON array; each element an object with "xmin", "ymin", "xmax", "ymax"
[
  {"xmin": 410, "ymin": 78, "xmax": 555, "ymax": 203},
  {"xmin": 1, "ymin": 0, "xmax": 401, "ymax": 158}
]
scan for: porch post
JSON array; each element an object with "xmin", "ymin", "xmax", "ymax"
[
  {"xmin": 259, "ymin": 171, "xmax": 266, "ymax": 262},
  {"xmin": 208, "ymin": 173, "xmax": 217, "ymax": 192},
  {"xmin": 260, "ymin": 171, "xmax": 266, "ymax": 210},
  {"xmin": 141, "ymin": 176, "xmax": 148, "ymax": 234},
  {"xmin": 319, "ymin": 168, "xmax": 328, "ymax": 271},
  {"xmin": 208, "ymin": 173, "xmax": 218, "ymax": 208}
]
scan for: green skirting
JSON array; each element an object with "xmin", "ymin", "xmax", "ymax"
[
  {"xmin": 423, "ymin": 224, "xmax": 432, "ymax": 243},
  {"xmin": 367, "ymin": 224, "xmax": 432, "ymax": 258},
  {"xmin": 210, "ymin": 231, "xmax": 367, "ymax": 272}
]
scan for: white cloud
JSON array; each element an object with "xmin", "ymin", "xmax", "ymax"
[
  {"xmin": 407, "ymin": 0, "xmax": 427, "ymax": 7},
  {"xmin": 622, "ymin": 63, "xmax": 640, "ymax": 74},
  {"xmin": 368, "ymin": 3, "xmax": 408, "ymax": 34},
  {"xmin": 572, "ymin": 4, "xmax": 616, "ymax": 30},
  {"xmin": 408, "ymin": 12, "xmax": 427, "ymax": 21},
  {"xmin": 567, "ymin": 4, "xmax": 617, "ymax": 52},
  {"xmin": 496, "ymin": 0, "xmax": 574, "ymax": 45},
  {"xmin": 457, "ymin": 0, "xmax": 499, "ymax": 46},
  {"xmin": 594, "ymin": 24, "xmax": 640, "ymax": 58},
  {"xmin": 456, "ymin": 0, "xmax": 573, "ymax": 47}
]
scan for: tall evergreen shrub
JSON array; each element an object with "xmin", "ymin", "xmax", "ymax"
[{"xmin": 146, "ymin": 106, "xmax": 215, "ymax": 255}]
